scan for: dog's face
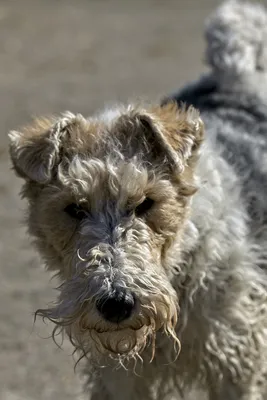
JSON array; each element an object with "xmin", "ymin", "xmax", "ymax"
[{"xmin": 9, "ymin": 103, "xmax": 203, "ymax": 363}]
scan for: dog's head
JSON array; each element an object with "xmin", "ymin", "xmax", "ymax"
[{"xmin": 9, "ymin": 102, "xmax": 204, "ymax": 363}]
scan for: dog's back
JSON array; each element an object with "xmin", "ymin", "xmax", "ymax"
[{"xmin": 168, "ymin": 0, "xmax": 267, "ymax": 234}]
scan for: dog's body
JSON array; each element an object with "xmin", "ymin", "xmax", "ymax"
[{"xmin": 8, "ymin": 1, "xmax": 267, "ymax": 399}]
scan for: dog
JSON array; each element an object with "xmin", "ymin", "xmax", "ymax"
[{"xmin": 8, "ymin": 1, "xmax": 267, "ymax": 399}]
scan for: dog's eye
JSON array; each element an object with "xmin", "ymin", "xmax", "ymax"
[
  {"xmin": 64, "ymin": 203, "xmax": 87, "ymax": 220},
  {"xmin": 135, "ymin": 197, "xmax": 154, "ymax": 217}
]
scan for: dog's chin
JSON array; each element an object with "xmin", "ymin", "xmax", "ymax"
[
  {"xmin": 75, "ymin": 319, "xmax": 181, "ymax": 365},
  {"xmin": 89, "ymin": 325, "xmax": 152, "ymax": 357}
]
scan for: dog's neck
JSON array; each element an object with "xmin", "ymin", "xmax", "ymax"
[{"xmin": 172, "ymin": 140, "xmax": 251, "ymax": 288}]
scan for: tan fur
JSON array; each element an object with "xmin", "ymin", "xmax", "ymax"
[{"xmin": 8, "ymin": 103, "xmax": 200, "ymax": 359}]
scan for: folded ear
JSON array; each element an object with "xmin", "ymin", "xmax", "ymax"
[
  {"xmin": 8, "ymin": 112, "xmax": 83, "ymax": 183},
  {"xmin": 138, "ymin": 102, "xmax": 204, "ymax": 174}
]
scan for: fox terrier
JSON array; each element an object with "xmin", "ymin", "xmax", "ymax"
[{"xmin": 8, "ymin": 1, "xmax": 267, "ymax": 399}]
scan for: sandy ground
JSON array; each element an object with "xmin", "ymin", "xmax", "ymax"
[{"xmin": 1, "ymin": 1, "xmax": 264, "ymax": 399}]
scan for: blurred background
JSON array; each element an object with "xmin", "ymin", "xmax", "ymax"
[{"xmin": 0, "ymin": 0, "xmax": 257, "ymax": 399}]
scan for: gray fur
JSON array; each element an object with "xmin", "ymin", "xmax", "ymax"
[
  {"xmin": 163, "ymin": 2, "xmax": 267, "ymax": 397},
  {"xmin": 168, "ymin": 0, "xmax": 267, "ymax": 238}
]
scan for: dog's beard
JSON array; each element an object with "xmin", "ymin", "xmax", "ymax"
[
  {"xmin": 36, "ymin": 253, "xmax": 181, "ymax": 365},
  {"xmin": 36, "ymin": 293, "xmax": 181, "ymax": 365}
]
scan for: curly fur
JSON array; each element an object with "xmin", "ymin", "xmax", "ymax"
[
  {"xmin": 205, "ymin": 0, "xmax": 267, "ymax": 75},
  {"xmin": 8, "ymin": 1, "xmax": 267, "ymax": 399}
]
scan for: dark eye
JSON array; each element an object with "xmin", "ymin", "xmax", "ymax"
[
  {"xmin": 135, "ymin": 197, "xmax": 154, "ymax": 217},
  {"xmin": 64, "ymin": 203, "xmax": 87, "ymax": 220}
]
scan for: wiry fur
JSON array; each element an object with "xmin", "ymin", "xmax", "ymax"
[{"xmin": 8, "ymin": 1, "xmax": 267, "ymax": 399}]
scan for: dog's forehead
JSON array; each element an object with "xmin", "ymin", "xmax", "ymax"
[
  {"xmin": 58, "ymin": 104, "xmax": 201, "ymax": 197},
  {"xmin": 62, "ymin": 151, "xmax": 178, "ymax": 210}
]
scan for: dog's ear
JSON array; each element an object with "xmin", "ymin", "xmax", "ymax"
[
  {"xmin": 8, "ymin": 113, "xmax": 85, "ymax": 184},
  {"xmin": 8, "ymin": 116, "xmax": 60, "ymax": 183},
  {"xmin": 138, "ymin": 102, "xmax": 204, "ymax": 174}
]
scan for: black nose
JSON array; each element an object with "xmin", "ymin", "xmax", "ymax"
[{"xmin": 96, "ymin": 287, "xmax": 135, "ymax": 324}]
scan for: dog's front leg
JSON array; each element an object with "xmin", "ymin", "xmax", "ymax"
[
  {"xmin": 90, "ymin": 386, "xmax": 111, "ymax": 400},
  {"xmin": 89, "ymin": 367, "xmax": 156, "ymax": 400},
  {"xmin": 210, "ymin": 376, "xmax": 267, "ymax": 400},
  {"xmin": 210, "ymin": 382, "xmax": 244, "ymax": 400}
]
